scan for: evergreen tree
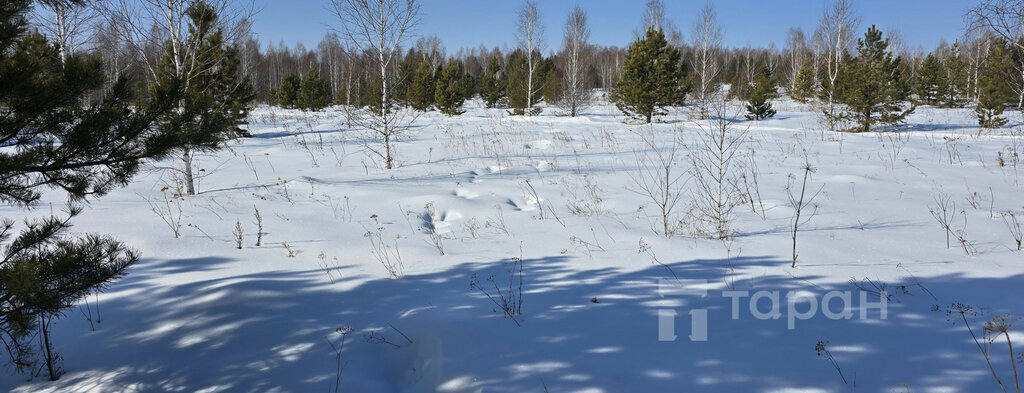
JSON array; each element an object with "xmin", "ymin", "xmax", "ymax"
[
  {"xmin": 609, "ymin": 28, "xmax": 688, "ymax": 123},
  {"xmin": 745, "ymin": 64, "xmax": 778, "ymax": 120},
  {"xmin": 460, "ymin": 72, "xmax": 477, "ymax": 101},
  {"xmin": 434, "ymin": 62, "xmax": 466, "ymax": 116},
  {"xmin": 539, "ymin": 57, "xmax": 558, "ymax": 104},
  {"xmin": 728, "ymin": 64, "xmax": 751, "ymax": 101},
  {"xmin": 833, "ymin": 25, "xmax": 914, "ymax": 132},
  {"xmin": 479, "ymin": 55, "xmax": 506, "ymax": 108},
  {"xmin": 365, "ymin": 76, "xmax": 389, "ymax": 115},
  {"xmin": 791, "ymin": 60, "xmax": 817, "ymax": 103},
  {"xmin": 298, "ymin": 64, "xmax": 333, "ymax": 111},
  {"xmin": 507, "ymin": 49, "xmax": 544, "ymax": 115},
  {"xmin": 977, "ymin": 39, "xmax": 1015, "ymax": 128},
  {"xmin": 1, "ymin": 0, "xmax": 190, "ymax": 379},
  {"xmin": 393, "ymin": 55, "xmax": 419, "ymax": 105},
  {"xmin": 278, "ymin": 73, "xmax": 301, "ymax": 109},
  {"xmin": 915, "ymin": 53, "xmax": 946, "ymax": 105},
  {"xmin": 152, "ymin": 2, "xmax": 255, "ymax": 195},
  {"xmin": 407, "ymin": 61, "xmax": 435, "ymax": 111},
  {"xmin": 944, "ymin": 41, "xmax": 969, "ymax": 107}
]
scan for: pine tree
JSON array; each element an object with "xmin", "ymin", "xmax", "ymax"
[
  {"xmin": 393, "ymin": 55, "xmax": 419, "ymax": 105},
  {"xmin": 365, "ymin": 76, "xmax": 389, "ymax": 115},
  {"xmin": 833, "ymin": 25, "xmax": 914, "ymax": 132},
  {"xmin": 539, "ymin": 57, "xmax": 558, "ymax": 104},
  {"xmin": 791, "ymin": 60, "xmax": 817, "ymax": 102},
  {"xmin": 507, "ymin": 49, "xmax": 544, "ymax": 115},
  {"xmin": 1, "ymin": 0, "xmax": 189, "ymax": 379},
  {"xmin": 728, "ymin": 63, "xmax": 751, "ymax": 101},
  {"xmin": 746, "ymin": 64, "xmax": 778, "ymax": 120},
  {"xmin": 460, "ymin": 72, "xmax": 477, "ymax": 101},
  {"xmin": 610, "ymin": 28, "xmax": 688, "ymax": 123},
  {"xmin": 407, "ymin": 61, "xmax": 435, "ymax": 111},
  {"xmin": 977, "ymin": 39, "xmax": 1015, "ymax": 128},
  {"xmin": 278, "ymin": 73, "xmax": 301, "ymax": 108},
  {"xmin": 915, "ymin": 53, "xmax": 947, "ymax": 105},
  {"xmin": 152, "ymin": 2, "xmax": 255, "ymax": 195},
  {"xmin": 944, "ymin": 41, "xmax": 968, "ymax": 107},
  {"xmin": 298, "ymin": 64, "xmax": 332, "ymax": 111},
  {"xmin": 434, "ymin": 62, "xmax": 466, "ymax": 116},
  {"xmin": 479, "ymin": 55, "xmax": 506, "ymax": 108}
]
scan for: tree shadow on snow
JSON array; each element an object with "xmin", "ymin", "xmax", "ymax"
[{"xmin": 6, "ymin": 253, "xmax": 1023, "ymax": 393}]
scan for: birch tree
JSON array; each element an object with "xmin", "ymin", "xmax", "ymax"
[
  {"xmin": 516, "ymin": 0, "xmax": 544, "ymax": 114},
  {"xmin": 104, "ymin": 0, "xmax": 255, "ymax": 195},
  {"xmin": 640, "ymin": 0, "xmax": 682, "ymax": 46},
  {"xmin": 967, "ymin": 0, "xmax": 1024, "ymax": 107},
  {"xmin": 817, "ymin": 0, "xmax": 860, "ymax": 130},
  {"xmin": 559, "ymin": 5, "xmax": 591, "ymax": 117},
  {"xmin": 785, "ymin": 28, "xmax": 808, "ymax": 93},
  {"xmin": 331, "ymin": 0, "xmax": 420, "ymax": 169},
  {"xmin": 690, "ymin": 2, "xmax": 722, "ymax": 120},
  {"xmin": 32, "ymin": 0, "xmax": 100, "ymax": 66}
]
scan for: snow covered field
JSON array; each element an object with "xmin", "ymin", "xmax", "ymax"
[{"xmin": 3, "ymin": 99, "xmax": 1023, "ymax": 392}]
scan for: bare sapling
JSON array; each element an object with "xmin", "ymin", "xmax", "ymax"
[
  {"xmin": 331, "ymin": 0, "xmax": 421, "ymax": 169},
  {"xmin": 787, "ymin": 158, "xmax": 823, "ymax": 268},
  {"xmin": 690, "ymin": 93, "xmax": 749, "ymax": 239},
  {"xmin": 629, "ymin": 127, "xmax": 687, "ymax": 237}
]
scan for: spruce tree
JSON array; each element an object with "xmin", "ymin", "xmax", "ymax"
[
  {"xmin": 977, "ymin": 39, "xmax": 1015, "ymax": 128},
  {"xmin": 1, "ymin": 0, "xmax": 190, "ymax": 379},
  {"xmin": 610, "ymin": 28, "xmax": 688, "ymax": 123},
  {"xmin": 479, "ymin": 55, "xmax": 506, "ymax": 108},
  {"xmin": 791, "ymin": 60, "xmax": 817, "ymax": 103},
  {"xmin": 407, "ymin": 61, "xmax": 435, "ymax": 111},
  {"xmin": 915, "ymin": 53, "xmax": 946, "ymax": 105},
  {"xmin": 298, "ymin": 64, "xmax": 332, "ymax": 111},
  {"xmin": 434, "ymin": 62, "xmax": 466, "ymax": 116},
  {"xmin": 833, "ymin": 25, "xmax": 914, "ymax": 132},
  {"xmin": 746, "ymin": 64, "xmax": 778, "ymax": 120},
  {"xmin": 278, "ymin": 73, "xmax": 301, "ymax": 108}
]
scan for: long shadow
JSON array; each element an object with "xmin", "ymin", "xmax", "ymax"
[{"xmin": 5, "ymin": 254, "xmax": 1023, "ymax": 393}]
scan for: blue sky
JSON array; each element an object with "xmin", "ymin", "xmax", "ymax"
[{"xmin": 252, "ymin": 0, "xmax": 973, "ymax": 52}]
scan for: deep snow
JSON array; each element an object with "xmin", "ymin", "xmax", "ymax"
[{"xmin": 2, "ymin": 99, "xmax": 1024, "ymax": 393}]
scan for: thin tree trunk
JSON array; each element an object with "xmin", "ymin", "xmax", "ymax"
[
  {"xmin": 41, "ymin": 314, "xmax": 58, "ymax": 381},
  {"xmin": 182, "ymin": 148, "xmax": 195, "ymax": 195}
]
